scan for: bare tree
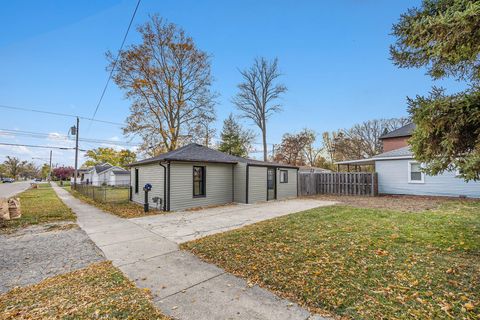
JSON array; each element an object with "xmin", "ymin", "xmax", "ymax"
[
  {"xmin": 110, "ymin": 15, "xmax": 216, "ymax": 153},
  {"xmin": 343, "ymin": 118, "xmax": 409, "ymax": 157},
  {"xmin": 233, "ymin": 57, "xmax": 287, "ymax": 161},
  {"xmin": 189, "ymin": 110, "xmax": 217, "ymax": 147},
  {"xmin": 321, "ymin": 132, "xmax": 337, "ymax": 163},
  {"xmin": 320, "ymin": 118, "xmax": 409, "ymax": 165},
  {"xmin": 304, "ymin": 143, "xmax": 323, "ymax": 167},
  {"xmin": 274, "ymin": 129, "xmax": 315, "ymax": 166}
]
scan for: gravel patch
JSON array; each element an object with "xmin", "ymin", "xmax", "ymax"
[{"xmin": 0, "ymin": 223, "xmax": 105, "ymax": 293}]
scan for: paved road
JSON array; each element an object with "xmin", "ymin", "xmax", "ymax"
[
  {"xmin": 0, "ymin": 181, "xmax": 31, "ymax": 199},
  {"xmin": 52, "ymin": 183, "xmax": 330, "ymax": 320}
]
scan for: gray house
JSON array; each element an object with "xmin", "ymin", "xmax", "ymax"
[
  {"xmin": 128, "ymin": 143, "xmax": 298, "ymax": 211},
  {"xmin": 336, "ymin": 124, "xmax": 480, "ymax": 198}
]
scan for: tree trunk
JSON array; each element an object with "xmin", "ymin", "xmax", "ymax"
[{"xmin": 262, "ymin": 122, "xmax": 267, "ymax": 161}]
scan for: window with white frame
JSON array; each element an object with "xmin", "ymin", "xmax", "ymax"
[
  {"xmin": 408, "ymin": 161, "xmax": 424, "ymax": 183},
  {"xmin": 280, "ymin": 170, "xmax": 288, "ymax": 183}
]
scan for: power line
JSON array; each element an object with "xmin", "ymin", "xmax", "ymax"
[
  {"xmin": 0, "ymin": 128, "xmax": 141, "ymax": 147},
  {"xmin": 89, "ymin": 0, "xmax": 141, "ymax": 129},
  {"xmin": 0, "ymin": 142, "xmax": 86, "ymax": 151},
  {"xmin": 0, "ymin": 104, "xmax": 124, "ymax": 126}
]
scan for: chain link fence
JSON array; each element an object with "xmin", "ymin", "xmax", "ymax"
[{"xmin": 74, "ymin": 184, "xmax": 130, "ymax": 203}]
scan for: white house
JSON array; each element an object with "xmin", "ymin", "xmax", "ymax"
[
  {"xmin": 336, "ymin": 124, "xmax": 480, "ymax": 198},
  {"xmin": 73, "ymin": 163, "xmax": 130, "ymax": 186}
]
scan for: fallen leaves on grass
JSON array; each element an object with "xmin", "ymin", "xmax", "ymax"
[
  {"xmin": 68, "ymin": 189, "xmax": 162, "ymax": 219},
  {"xmin": 182, "ymin": 202, "xmax": 480, "ymax": 319},
  {"xmin": 308, "ymin": 194, "xmax": 465, "ymax": 212},
  {"xmin": 0, "ymin": 261, "xmax": 170, "ymax": 320}
]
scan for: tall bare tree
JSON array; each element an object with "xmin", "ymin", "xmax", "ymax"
[
  {"xmin": 110, "ymin": 15, "xmax": 216, "ymax": 153},
  {"xmin": 233, "ymin": 57, "xmax": 287, "ymax": 161}
]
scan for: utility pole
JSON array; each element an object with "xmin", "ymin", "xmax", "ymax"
[
  {"xmin": 71, "ymin": 117, "xmax": 79, "ymax": 189},
  {"xmin": 48, "ymin": 150, "xmax": 52, "ymax": 182}
]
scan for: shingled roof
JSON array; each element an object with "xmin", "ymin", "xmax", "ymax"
[
  {"xmin": 129, "ymin": 143, "xmax": 298, "ymax": 168},
  {"xmin": 379, "ymin": 123, "xmax": 415, "ymax": 139},
  {"xmin": 372, "ymin": 146, "xmax": 413, "ymax": 159},
  {"xmin": 94, "ymin": 163, "xmax": 113, "ymax": 174}
]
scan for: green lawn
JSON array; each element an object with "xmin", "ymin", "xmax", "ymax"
[
  {"xmin": 182, "ymin": 201, "xmax": 480, "ymax": 319},
  {"xmin": 1, "ymin": 184, "xmax": 75, "ymax": 232},
  {"xmin": 55, "ymin": 180, "xmax": 71, "ymax": 188},
  {"xmin": 0, "ymin": 261, "xmax": 170, "ymax": 320}
]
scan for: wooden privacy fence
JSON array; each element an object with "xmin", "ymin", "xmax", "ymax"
[{"xmin": 299, "ymin": 172, "xmax": 378, "ymax": 196}]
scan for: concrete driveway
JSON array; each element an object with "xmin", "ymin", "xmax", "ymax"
[
  {"xmin": 0, "ymin": 181, "xmax": 31, "ymax": 199},
  {"xmin": 130, "ymin": 198, "xmax": 335, "ymax": 243},
  {"xmin": 53, "ymin": 183, "xmax": 334, "ymax": 320}
]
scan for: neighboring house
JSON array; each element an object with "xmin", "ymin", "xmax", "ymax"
[
  {"xmin": 128, "ymin": 143, "xmax": 299, "ymax": 211},
  {"xmin": 72, "ymin": 163, "xmax": 130, "ymax": 186},
  {"xmin": 299, "ymin": 166, "xmax": 332, "ymax": 174},
  {"xmin": 336, "ymin": 123, "xmax": 480, "ymax": 198},
  {"xmin": 379, "ymin": 122, "xmax": 415, "ymax": 152}
]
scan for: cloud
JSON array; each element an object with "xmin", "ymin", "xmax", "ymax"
[
  {"xmin": 47, "ymin": 132, "xmax": 68, "ymax": 141},
  {"xmin": 0, "ymin": 130, "xmax": 15, "ymax": 139},
  {"xmin": 0, "ymin": 144, "xmax": 33, "ymax": 156}
]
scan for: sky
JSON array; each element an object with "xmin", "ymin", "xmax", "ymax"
[{"xmin": 0, "ymin": 0, "xmax": 466, "ymax": 168}]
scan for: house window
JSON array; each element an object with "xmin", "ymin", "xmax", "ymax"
[
  {"xmin": 193, "ymin": 166, "xmax": 206, "ymax": 197},
  {"xmin": 408, "ymin": 161, "xmax": 424, "ymax": 183},
  {"xmin": 134, "ymin": 168, "xmax": 139, "ymax": 193},
  {"xmin": 280, "ymin": 170, "xmax": 288, "ymax": 183}
]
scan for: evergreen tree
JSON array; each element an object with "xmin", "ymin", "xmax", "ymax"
[
  {"xmin": 391, "ymin": 0, "xmax": 480, "ymax": 180},
  {"xmin": 218, "ymin": 114, "xmax": 255, "ymax": 157}
]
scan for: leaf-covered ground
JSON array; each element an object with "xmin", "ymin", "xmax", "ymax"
[
  {"xmin": 182, "ymin": 201, "xmax": 480, "ymax": 319},
  {"xmin": 310, "ymin": 194, "xmax": 455, "ymax": 212},
  {"xmin": 0, "ymin": 261, "xmax": 170, "ymax": 320},
  {"xmin": 1, "ymin": 184, "xmax": 75, "ymax": 232}
]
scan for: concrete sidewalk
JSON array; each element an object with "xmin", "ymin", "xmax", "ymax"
[{"xmin": 52, "ymin": 184, "xmax": 328, "ymax": 320}]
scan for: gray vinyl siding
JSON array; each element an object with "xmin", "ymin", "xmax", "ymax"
[
  {"xmin": 277, "ymin": 168, "xmax": 298, "ymax": 200},
  {"xmin": 130, "ymin": 164, "xmax": 165, "ymax": 210},
  {"xmin": 376, "ymin": 159, "xmax": 480, "ymax": 198},
  {"xmin": 248, "ymin": 166, "xmax": 267, "ymax": 203},
  {"xmin": 169, "ymin": 162, "xmax": 234, "ymax": 211},
  {"xmin": 233, "ymin": 163, "xmax": 247, "ymax": 203}
]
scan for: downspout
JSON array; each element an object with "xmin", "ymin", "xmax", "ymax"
[
  {"xmin": 159, "ymin": 162, "xmax": 167, "ymax": 211},
  {"xmin": 231, "ymin": 164, "xmax": 235, "ymax": 203},
  {"xmin": 245, "ymin": 164, "xmax": 249, "ymax": 204},
  {"xmin": 167, "ymin": 161, "xmax": 171, "ymax": 211}
]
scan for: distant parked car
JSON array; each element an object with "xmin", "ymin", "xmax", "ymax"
[
  {"xmin": 34, "ymin": 178, "xmax": 42, "ymax": 182},
  {"xmin": 2, "ymin": 178, "xmax": 15, "ymax": 183}
]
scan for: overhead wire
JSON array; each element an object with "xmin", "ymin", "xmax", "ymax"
[
  {"xmin": 0, "ymin": 104, "xmax": 124, "ymax": 126},
  {"xmin": 88, "ymin": 0, "xmax": 142, "ymax": 131},
  {"xmin": 0, "ymin": 142, "xmax": 86, "ymax": 151},
  {"xmin": 0, "ymin": 128, "xmax": 140, "ymax": 147}
]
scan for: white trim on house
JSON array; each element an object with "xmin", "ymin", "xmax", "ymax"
[
  {"xmin": 407, "ymin": 160, "xmax": 424, "ymax": 184},
  {"xmin": 335, "ymin": 155, "xmax": 413, "ymax": 165}
]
